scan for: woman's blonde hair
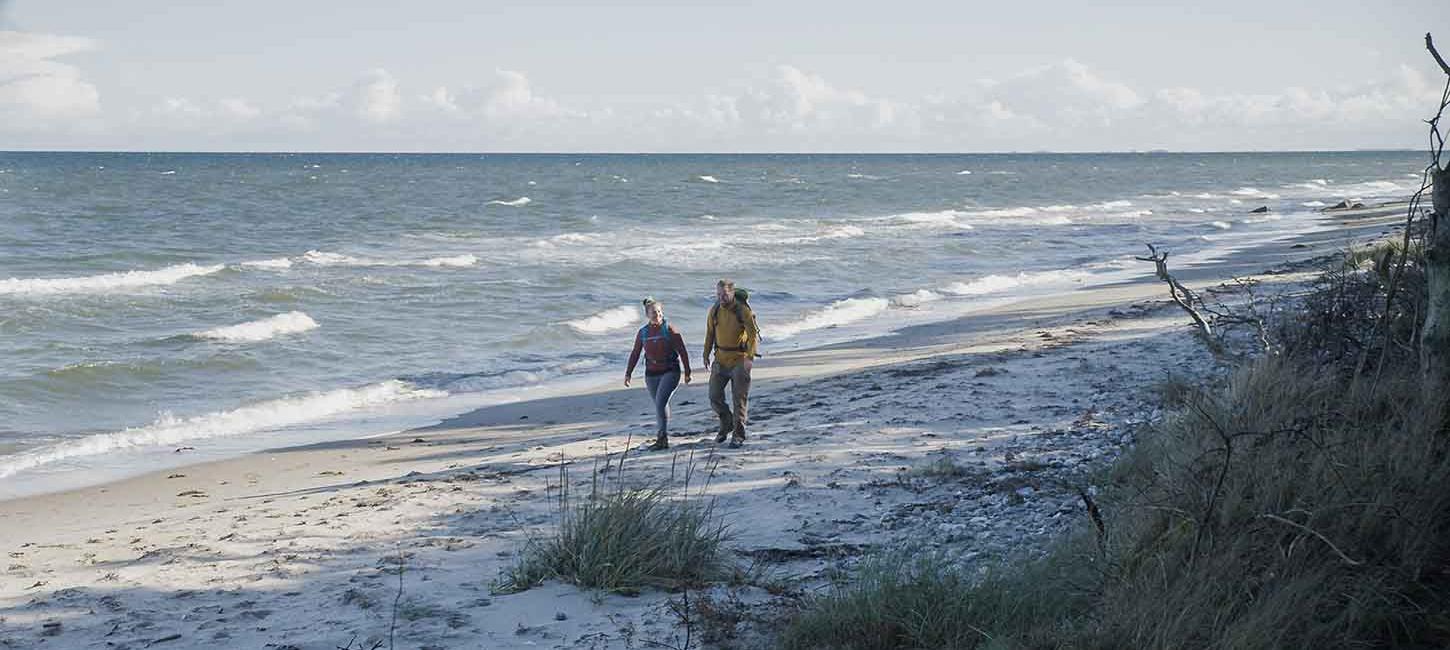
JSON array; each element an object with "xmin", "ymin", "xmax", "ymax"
[{"xmin": 642, "ymin": 297, "xmax": 663, "ymax": 315}]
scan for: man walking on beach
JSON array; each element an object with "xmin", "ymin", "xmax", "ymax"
[{"xmin": 703, "ymin": 279, "xmax": 758, "ymax": 447}]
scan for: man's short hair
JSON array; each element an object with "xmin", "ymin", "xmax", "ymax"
[{"xmin": 717, "ymin": 278, "xmax": 734, "ymax": 290}]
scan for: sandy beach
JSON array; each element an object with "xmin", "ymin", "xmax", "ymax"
[{"xmin": 0, "ymin": 206, "xmax": 1407, "ymax": 649}]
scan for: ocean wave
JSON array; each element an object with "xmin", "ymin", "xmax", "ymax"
[
  {"xmin": 0, "ymin": 380, "xmax": 445, "ymax": 479},
  {"xmin": 1211, "ymin": 221, "xmax": 1233, "ymax": 230},
  {"xmin": 241, "ymin": 257, "xmax": 294, "ymax": 270},
  {"xmin": 940, "ymin": 269, "xmax": 1089, "ymax": 296},
  {"xmin": 846, "ymin": 173, "xmax": 884, "ymax": 180},
  {"xmin": 0, "ymin": 263, "xmax": 225, "ymax": 296},
  {"xmin": 1230, "ymin": 187, "xmax": 1280, "ymax": 199},
  {"xmin": 301, "ymin": 250, "xmax": 363, "ymax": 266},
  {"xmin": 300, "ymin": 250, "xmax": 478, "ymax": 268},
  {"xmin": 772, "ymin": 297, "xmax": 890, "ymax": 341},
  {"xmin": 696, "ymin": 175, "xmax": 722, "ymax": 184},
  {"xmin": 564, "ymin": 305, "xmax": 639, "ymax": 334},
  {"xmin": 891, "ymin": 289, "xmax": 942, "ymax": 308},
  {"xmin": 880, "ymin": 210, "xmax": 975, "ymax": 230},
  {"xmin": 487, "ymin": 197, "xmax": 532, "ymax": 207},
  {"xmin": 193, "ymin": 311, "xmax": 319, "ymax": 343},
  {"xmin": 1301, "ymin": 200, "xmax": 1328, "ymax": 208},
  {"xmin": 956, "ymin": 170, "xmax": 973, "ymax": 175},
  {"xmin": 420, "ymin": 254, "xmax": 478, "ymax": 267}
]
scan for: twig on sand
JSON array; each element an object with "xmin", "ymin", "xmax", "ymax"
[{"xmin": 389, "ymin": 545, "xmax": 404, "ymax": 650}]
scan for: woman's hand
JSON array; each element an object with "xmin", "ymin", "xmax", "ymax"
[
  {"xmin": 623, "ymin": 374, "xmax": 632, "ymax": 387},
  {"xmin": 683, "ymin": 372, "xmax": 692, "ymax": 385}
]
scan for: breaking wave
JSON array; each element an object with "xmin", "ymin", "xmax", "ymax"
[
  {"xmin": 193, "ymin": 311, "xmax": 319, "ymax": 343},
  {"xmin": 0, "ymin": 381, "xmax": 445, "ymax": 479},
  {"xmin": 0, "ymin": 263, "xmax": 225, "ymax": 296},
  {"xmin": 772, "ymin": 297, "xmax": 890, "ymax": 341},
  {"xmin": 564, "ymin": 305, "xmax": 640, "ymax": 334},
  {"xmin": 487, "ymin": 197, "xmax": 532, "ymax": 207}
]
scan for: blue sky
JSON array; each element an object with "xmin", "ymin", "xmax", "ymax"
[{"xmin": 1, "ymin": 0, "xmax": 1446, "ymax": 151}]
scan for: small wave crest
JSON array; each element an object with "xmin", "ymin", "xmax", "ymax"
[
  {"xmin": 0, "ymin": 263, "xmax": 225, "ymax": 296},
  {"xmin": 421, "ymin": 254, "xmax": 478, "ymax": 267},
  {"xmin": 695, "ymin": 175, "xmax": 722, "ymax": 184},
  {"xmin": 300, "ymin": 250, "xmax": 478, "ymax": 268},
  {"xmin": 891, "ymin": 289, "xmax": 942, "ymax": 308},
  {"xmin": 487, "ymin": 197, "xmax": 532, "ymax": 207},
  {"xmin": 564, "ymin": 305, "xmax": 639, "ymax": 335},
  {"xmin": 0, "ymin": 380, "xmax": 445, "ymax": 479},
  {"xmin": 772, "ymin": 297, "xmax": 890, "ymax": 341},
  {"xmin": 241, "ymin": 257, "xmax": 294, "ymax": 270},
  {"xmin": 193, "ymin": 311, "xmax": 319, "ymax": 343},
  {"xmin": 940, "ymin": 269, "xmax": 1089, "ymax": 296}
]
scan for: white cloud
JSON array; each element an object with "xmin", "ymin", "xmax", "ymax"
[
  {"xmin": 353, "ymin": 68, "xmax": 400, "ymax": 124},
  {"xmin": 18, "ymin": 51, "xmax": 1439, "ymax": 151},
  {"xmin": 0, "ymin": 30, "xmax": 101, "ymax": 129},
  {"xmin": 423, "ymin": 69, "xmax": 582, "ymax": 122}
]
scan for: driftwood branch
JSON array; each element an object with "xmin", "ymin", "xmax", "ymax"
[
  {"xmin": 1429, "ymin": 33, "xmax": 1450, "ymax": 77},
  {"xmin": 1136, "ymin": 244, "xmax": 1224, "ymax": 357}
]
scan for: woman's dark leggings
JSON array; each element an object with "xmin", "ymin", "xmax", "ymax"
[{"xmin": 644, "ymin": 369, "xmax": 681, "ymax": 440}]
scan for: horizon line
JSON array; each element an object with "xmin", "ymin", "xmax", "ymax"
[{"xmin": 0, "ymin": 148, "xmax": 1424, "ymax": 156}]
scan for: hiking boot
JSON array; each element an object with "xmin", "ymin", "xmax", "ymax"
[
  {"xmin": 714, "ymin": 429, "xmax": 729, "ymax": 443},
  {"xmin": 727, "ymin": 435, "xmax": 745, "ymax": 448},
  {"xmin": 647, "ymin": 439, "xmax": 669, "ymax": 451}
]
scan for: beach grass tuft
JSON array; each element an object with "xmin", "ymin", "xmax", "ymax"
[{"xmin": 497, "ymin": 453, "xmax": 730, "ymax": 595}]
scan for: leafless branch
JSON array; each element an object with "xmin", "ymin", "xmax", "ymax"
[
  {"xmin": 1429, "ymin": 33, "xmax": 1450, "ymax": 77},
  {"xmin": 1258, "ymin": 513, "xmax": 1363, "ymax": 566}
]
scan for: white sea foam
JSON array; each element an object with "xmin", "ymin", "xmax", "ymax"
[
  {"xmin": 846, "ymin": 173, "xmax": 883, "ymax": 180},
  {"xmin": 421, "ymin": 254, "xmax": 478, "ymax": 267},
  {"xmin": 160, "ymin": 170, "xmax": 177, "ymax": 175},
  {"xmin": 241, "ymin": 257, "xmax": 294, "ymax": 270},
  {"xmin": 882, "ymin": 210, "xmax": 975, "ymax": 230},
  {"xmin": 194, "ymin": 311, "xmax": 319, "ymax": 342},
  {"xmin": 301, "ymin": 250, "xmax": 477, "ymax": 268},
  {"xmin": 1231, "ymin": 187, "xmax": 1280, "ymax": 199},
  {"xmin": 565, "ymin": 305, "xmax": 640, "ymax": 334},
  {"xmin": 301, "ymin": 250, "xmax": 362, "ymax": 266},
  {"xmin": 956, "ymin": 170, "xmax": 973, "ymax": 175},
  {"xmin": 487, "ymin": 197, "xmax": 532, "ymax": 207},
  {"xmin": 0, "ymin": 263, "xmax": 225, "ymax": 296},
  {"xmin": 0, "ymin": 380, "xmax": 444, "ymax": 479},
  {"xmin": 940, "ymin": 269, "xmax": 1089, "ymax": 296},
  {"xmin": 1211, "ymin": 221, "xmax": 1233, "ymax": 230},
  {"xmin": 1301, "ymin": 200, "xmax": 1328, "ymax": 208},
  {"xmin": 891, "ymin": 289, "xmax": 942, "ymax": 308},
  {"xmin": 772, "ymin": 298, "xmax": 890, "ymax": 341},
  {"xmin": 696, "ymin": 175, "xmax": 721, "ymax": 183}
]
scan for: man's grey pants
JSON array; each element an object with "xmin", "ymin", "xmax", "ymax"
[
  {"xmin": 645, "ymin": 370, "xmax": 681, "ymax": 440},
  {"xmin": 708, "ymin": 361, "xmax": 751, "ymax": 438}
]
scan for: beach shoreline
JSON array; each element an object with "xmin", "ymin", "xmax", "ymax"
[{"xmin": 0, "ymin": 204, "xmax": 1407, "ymax": 649}]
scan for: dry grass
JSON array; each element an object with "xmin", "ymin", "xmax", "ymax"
[
  {"xmin": 781, "ymin": 248, "xmax": 1450, "ymax": 649},
  {"xmin": 496, "ymin": 454, "xmax": 730, "ymax": 595}
]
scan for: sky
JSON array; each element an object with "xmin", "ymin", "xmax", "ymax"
[{"xmin": 1, "ymin": 0, "xmax": 1447, "ymax": 152}]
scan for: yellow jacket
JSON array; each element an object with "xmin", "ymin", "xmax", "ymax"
[{"xmin": 704, "ymin": 300, "xmax": 758, "ymax": 368}]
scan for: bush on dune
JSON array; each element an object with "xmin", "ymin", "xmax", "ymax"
[{"xmin": 782, "ymin": 246, "xmax": 1450, "ymax": 649}]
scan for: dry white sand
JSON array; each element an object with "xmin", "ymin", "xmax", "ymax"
[{"xmin": 0, "ymin": 207, "xmax": 1407, "ymax": 649}]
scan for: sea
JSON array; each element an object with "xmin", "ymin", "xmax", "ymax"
[{"xmin": 0, "ymin": 151, "xmax": 1424, "ymax": 498}]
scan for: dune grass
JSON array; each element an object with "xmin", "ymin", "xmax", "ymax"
[
  {"xmin": 496, "ymin": 452, "xmax": 730, "ymax": 595},
  {"xmin": 781, "ymin": 249, "xmax": 1450, "ymax": 649}
]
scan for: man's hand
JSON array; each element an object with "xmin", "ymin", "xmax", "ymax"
[
  {"xmin": 683, "ymin": 372, "xmax": 692, "ymax": 385},
  {"xmin": 623, "ymin": 374, "xmax": 632, "ymax": 387}
]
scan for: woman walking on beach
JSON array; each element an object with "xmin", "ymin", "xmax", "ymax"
[{"xmin": 625, "ymin": 298, "xmax": 692, "ymax": 450}]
